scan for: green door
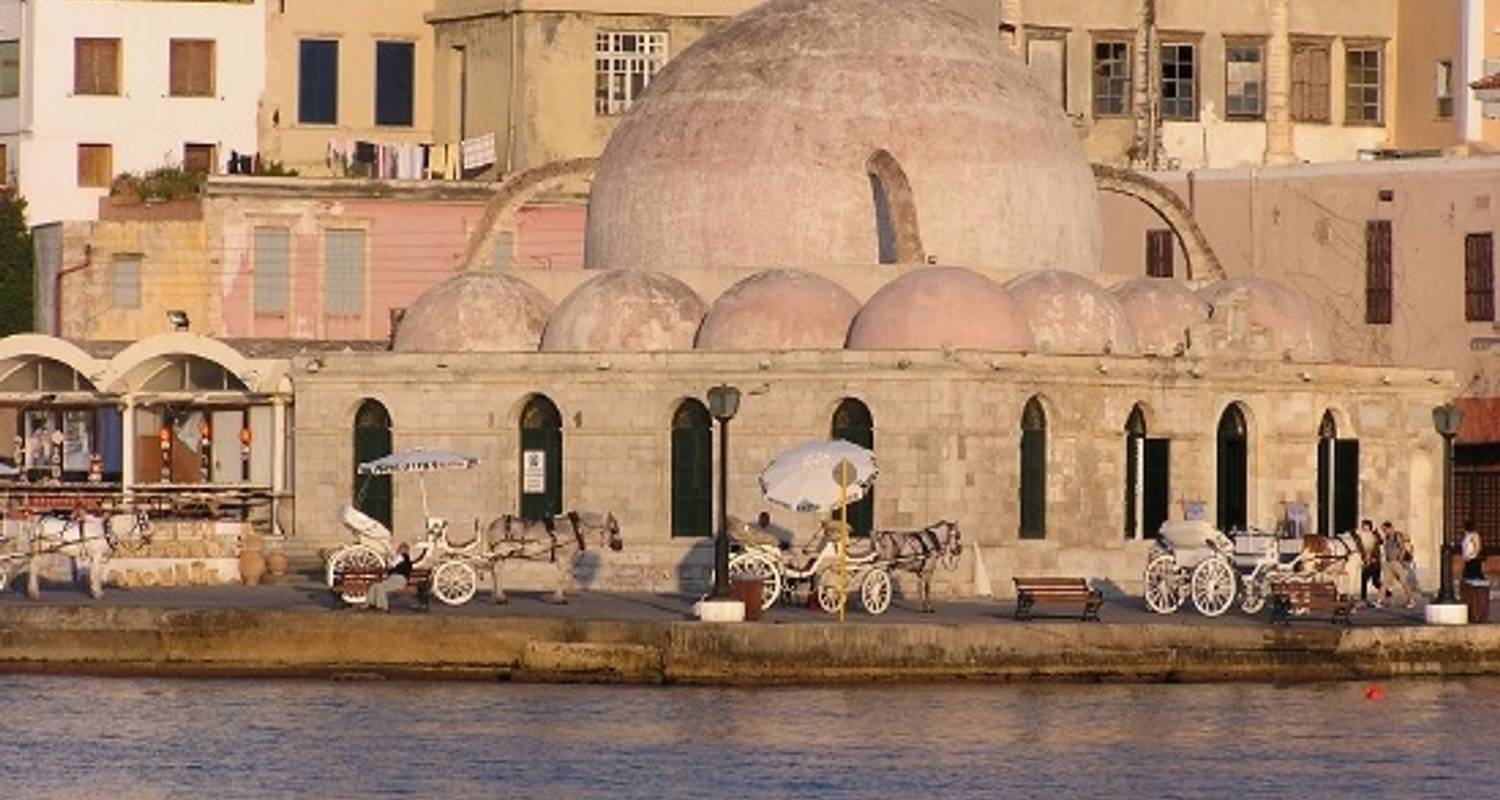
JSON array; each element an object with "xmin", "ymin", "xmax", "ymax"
[
  {"xmin": 1217, "ymin": 405, "xmax": 1248, "ymax": 532},
  {"xmin": 831, "ymin": 398, "xmax": 874, "ymax": 535},
  {"xmin": 352, "ymin": 400, "xmax": 392, "ymax": 530},
  {"xmin": 520, "ymin": 396, "xmax": 563, "ymax": 521},
  {"xmin": 1334, "ymin": 439, "xmax": 1360, "ymax": 535},
  {"xmin": 1143, "ymin": 438, "xmax": 1171, "ymax": 539},
  {"xmin": 671, "ymin": 400, "xmax": 713, "ymax": 537},
  {"xmin": 1019, "ymin": 398, "xmax": 1047, "ymax": 539}
]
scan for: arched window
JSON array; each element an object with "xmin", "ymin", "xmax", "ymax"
[
  {"xmin": 671, "ymin": 400, "xmax": 713, "ymax": 538},
  {"xmin": 1020, "ymin": 397, "xmax": 1047, "ymax": 539},
  {"xmin": 831, "ymin": 398, "xmax": 874, "ymax": 536},
  {"xmin": 352, "ymin": 399, "xmax": 392, "ymax": 530},
  {"xmin": 519, "ymin": 395, "xmax": 563, "ymax": 520},
  {"xmin": 1216, "ymin": 404, "xmax": 1249, "ymax": 532},
  {"xmin": 1124, "ymin": 405, "xmax": 1171, "ymax": 540},
  {"xmin": 1317, "ymin": 410, "xmax": 1360, "ymax": 535}
]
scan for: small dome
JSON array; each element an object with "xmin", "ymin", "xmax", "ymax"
[
  {"xmin": 696, "ymin": 270, "xmax": 860, "ymax": 351},
  {"xmin": 847, "ymin": 267, "xmax": 1034, "ymax": 351},
  {"xmin": 1199, "ymin": 277, "xmax": 1332, "ymax": 361},
  {"xmin": 1110, "ymin": 277, "xmax": 1211, "ymax": 356},
  {"xmin": 1004, "ymin": 271, "xmax": 1137, "ymax": 355},
  {"xmin": 541, "ymin": 270, "xmax": 705, "ymax": 352},
  {"xmin": 394, "ymin": 273, "xmax": 551, "ymax": 353},
  {"xmin": 585, "ymin": 0, "xmax": 1101, "ymax": 275}
]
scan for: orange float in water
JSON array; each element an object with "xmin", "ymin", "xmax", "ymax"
[{"xmin": 1364, "ymin": 685, "xmax": 1387, "ymax": 702}]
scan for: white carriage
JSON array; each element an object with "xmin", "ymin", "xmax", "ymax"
[
  {"xmin": 726, "ymin": 522, "xmax": 893, "ymax": 616},
  {"xmin": 1142, "ymin": 520, "xmax": 1301, "ymax": 616}
]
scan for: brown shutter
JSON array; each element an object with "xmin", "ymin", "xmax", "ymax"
[
  {"xmin": 1365, "ymin": 220, "xmax": 1393, "ymax": 324},
  {"xmin": 1314, "ymin": 45, "xmax": 1330, "ymax": 122},
  {"xmin": 1467, "ymin": 233, "xmax": 1495, "ymax": 322},
  {"xmin": 75, "ymin": 39, "xmax": 121, "ymax": 95},
  {"xmin": 170, "ymin": 40, "xmax": 214, "ymax": 97},
  {"xmin": 77, "ymin": 144, "xmax": 112, "ymax": 188},
  {"xmin": 1290, "ymin": 46, "xmax": 1307, "ymax": 120},
  {"xmin": 1146, "ymin": 229, "xmax": 1175, "ymax": 278}
]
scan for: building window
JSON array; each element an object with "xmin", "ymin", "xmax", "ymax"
[
  {"xmin": 1316, "ymin": 411, "xmax": 1359, "ymax": 537},
  {"xmin": 352, "ymin": 399, "xmax": 393, "ymax": 532},
  {"xmin": 1290, "ymin": 40, "xmax": 1330, "ymax": 122},
  {"xmin": 519, "ymin": 395, "xmax": 563, "ymax": 520},
  {"xmin": 1466, "ymin": 233, "xmax": 1495, "ymax": 322},
  {"xmin": 1160, "ymin": 42, "xmax": 1197, "ymax": 120},
  {"xmin": 1026, "ymin": 32, "xmax": 1066, "ymax": 108},
  {"xmin": 324, "ymin": 228, "xmax": 366, "ymax": 317},
  {"xmin": 253, "ymin": 226, "xmax": 289, "ymax": 316},
  {"xmin": 1365, "ymin": 219, "xmax": 1393, "ymax": 324},
  {"xmin": 110, "ymin": 254, "xmax": 141, "ymax": 309},
  {"xmin": 831, "ymin": 398, "xmax": 875, "ymax": 536},
  {"xmin": 1225, "ymin": 42, "xmax": 1264, "ymax": 119},
  {"xmin": 1092, "ymin": 40, "xmax": 1131, "ymax": 117},
  {"xmin": 1124, "ymin": 405, "xmax": 1171, "ymax": 540},
  {"xmin": 169, "ymin": 39, "xmax": 215, "ymax": 98},
  {"xmin": 298, "ymin": 39, "xmax": 339, "ymax": 125},
  {"xmin": 0, "ymin": 143, "xmax": 8, "ymax": 186},
  {"xmin": 1216, "ymin": 405, "xmax": 1248, "ymax": 533},
  {"xmin": 1019, "ymin": 397, "xmax": 1047, "ymax": 539},
  {"xmin": 1486, "ymin": 59, "xmax": 1500, "ymax": 120},
  {"xmin": 1437, "ymin": 60, "xmax": 1454, "ymax": 119},
  {"xmin": 374, "ymin": 41, "xmax": 415, "ymax": 127},
  {"xmin": 594, "ymin": 31, "xmax": 667, "ymax": 116},
  {"xmin": 77, "ymin": 144, "xmax": 112, "ymax": 188},
  {"xmin": 1345, "ymin": 44, "xmax": 1384, "ymax": 125},
  {"xmin": 1146, "ymin": 229, "xmax": 1175, "ymax": 278},
  {"xmin": 0, "ymin": 40, "xmax": 19, "ymax": 98},
  {"xmin": 74, "ymin": 38, "xmax": 121, "ymax": 96},
  {"xmin": 183, "ymin": 143, "xmax": 216, "ymax": 176},
  {"xmin": 670, "ymin": 400, "xmax": 712, "ymax": 538}
]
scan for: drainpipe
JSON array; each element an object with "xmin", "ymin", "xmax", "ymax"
[
  {"xmin": 1131, "ymin": 0, "xmax": 1159, "ymax": 169},
  {"xmin": 52, "ymin": 243, "xmax": 92, "ymax": 337},
  {"xmin": 1264, "ymin": 0, "xmax": 1296, "ymax": 164},
  {"xmin": 1000, "ymin": 0, "xmax": 1026, "ymax": 55}
]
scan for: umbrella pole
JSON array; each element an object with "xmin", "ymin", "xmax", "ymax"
[
  {"xmin": 421, "ymin": 475, "xmax": 431, "ymax": 521},
  {"xmin": 839, "ymin": 461, "xmax": 848, "ymax": 623}
]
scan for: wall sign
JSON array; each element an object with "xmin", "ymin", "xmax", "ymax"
[{"xmin": 522, "ymin": 450, "xmax": 546, "ymax": 493}]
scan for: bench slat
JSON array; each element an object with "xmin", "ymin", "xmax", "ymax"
[{"xmin": 1013, "ymin": 576, "xmax": 1103, "ymax": 622}]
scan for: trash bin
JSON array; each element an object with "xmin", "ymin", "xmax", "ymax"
[
  {"xmin": 731, "ymin": 579, "xmax": 764, "ymax": 621},
  {"xmin": 1462, "ymin": 580, "xmax": 1491, "ymax": 624}
]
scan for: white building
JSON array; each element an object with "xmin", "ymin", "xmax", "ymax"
[{"xmin": 0, "ymin": 0, "xmax": 264, "ymax": 225}]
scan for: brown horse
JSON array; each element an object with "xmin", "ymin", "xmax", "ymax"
[
  {"xmin": 482, "ymin": 511, "xmax": 622, "ymax": 604},
  {"xmin": 872, "ymin": 520, "xmax": 962, "ymax": 612}
]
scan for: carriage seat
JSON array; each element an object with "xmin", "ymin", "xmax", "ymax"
[{"xmin": 341, "ymin": 505, "xmax": 392, "ymax": 541}]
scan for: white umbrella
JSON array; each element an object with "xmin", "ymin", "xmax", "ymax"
[
  {"xmin": 759, "ymin": 440, "xmax": 877, "ymax": 514},
  {"xmin": 0, "ymin": 462, "xmax": 17, "ymax": 478},
  {"xmin": 358, "ymin": 448, "xmax": 479, "ymax": 518}
]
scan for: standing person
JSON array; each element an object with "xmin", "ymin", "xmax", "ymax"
[
  {"xmin": 1378, "ymin": 521, "xmax": 1416, "ymax": 609},
  {"xmin": 1356, "ymin": 519, "xmax": 1382, "ymax": 606},
  {"xmin": 367, "ymin": 542, "xmax": 412, "ymax": 613},
  {"xmin": 1461, "ymin": 519, "xmax": 1485, "ymax": 582}
]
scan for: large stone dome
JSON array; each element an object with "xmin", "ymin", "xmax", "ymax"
[
  {"xmin": 1005, "ymin": 271, "xmax": 1138, "ymax": 355},
  {"xmin": 541, "ymin": 271, "xmax": 706, "ymax": 352},
  {"xmin": 585, "ymin": 0, "xmax": 1101, "ymax": 275},
  {"xmin": 847, "ymin": 267, "xmax": 1033, "ymax": 351},
  {"xmin": 1199, "ymin": 277, "xmax": 1333, "ymax": 362},
  {"xmin": 393, "ymin": 273, "xmax": 551, "ymax": 353},
  {"xmin": 696, "ymin": 269, "xmax": 861, "ymax": 351},
  {"xmin": 1110, "ymin": 277, "xmax": 1211, "ymax": 357}
]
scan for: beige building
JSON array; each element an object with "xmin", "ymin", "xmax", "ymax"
[{"xmin": 259, "ymin": 0, "xmax": 438, "ymax": 176}]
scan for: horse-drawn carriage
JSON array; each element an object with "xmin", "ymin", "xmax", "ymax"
[{"xmin": 1143, "ymin": 518, "xmax": 1350, "ymax": 616}]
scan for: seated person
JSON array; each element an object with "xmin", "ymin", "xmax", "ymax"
[{"xmin": 367, "ymin": 543, "xmax": 413, "ymax": 613}]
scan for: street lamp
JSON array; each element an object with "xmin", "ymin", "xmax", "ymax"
[
  {"xmin": 1433, "ymin": 403, "xmax": 1464, "ymax": 605},
  {"xmin": 707, "ymin": 384, "xmax": 741, "ymax": 599}
]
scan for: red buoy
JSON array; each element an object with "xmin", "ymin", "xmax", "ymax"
[{"xmin": 1364, "ymin": 684, "xmax": 1387, "ymax": 702}]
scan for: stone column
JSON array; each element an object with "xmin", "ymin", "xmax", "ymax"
[
  {"xmin": 1263, "ymin": 0, "xmax": 1296, "ymax": 164},
  {"xmin": 1130, "ymin": 0, "xmax": 1159, "ymax": 168},
  {"xmin": 270, "ymin": 398, "xmax": 287, "ymax": 537},
  {"xmin": 120, "ymin": 397, "xmax": 134, "ymax": 494},
  {"xmin": 1000, "ymin": 0, "xmax": 1026, "ymax": 55}
]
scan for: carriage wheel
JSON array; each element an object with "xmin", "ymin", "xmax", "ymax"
[
  {"xmin": 432, "ymin": 560, "xmax": 478, "ymax": 606},
  {"xmin": 1191, "ymin": 556, "xmax": 1237, "ymax": 617},
  {"xmin": 0, "ymin": 563, "xmax": 8, "ymax": 593},
  {"xmin": 860, "ymin": 569, "xmax": 892, "ymax": 616},
  {"xmin": 1240, "ymin": 563, "xmax": 1273, "ymax": 614},
  {"xmin": 1143, "ymin": 554, "xmax": 1184, "ymax": 614},
  {"xmin": 815, "ymin": 575, "xmax": 845, "ymax": 615},
  {"xmin": 727, "ymin": 551, "xmax": 782, "ymax": 611},
  {"xmin": 327, "ymin": 545, "xmax": 384, "ymax": 605}
]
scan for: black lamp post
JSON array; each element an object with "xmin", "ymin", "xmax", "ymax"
[
  {"xmin": 1433, "ymin": 403, "xmax": 1464, "ymax": 605},
  {"xmin": 707, "ymin": 384, "xmax": 741, "ymax": 599}
]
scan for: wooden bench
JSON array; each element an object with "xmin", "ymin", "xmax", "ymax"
[
  {"xmin": 1013, "ymin": 577, "xmax": 1103, "ymax": 621},
  {"xmin": 332, "ymin": 567, "xmax": 432, "ymax": 608},
  {"xmin": 1269, "ymin": 580, "xmax": 1353, "ymax": 626}
]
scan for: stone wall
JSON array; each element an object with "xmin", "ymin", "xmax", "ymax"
[{"xmin": 291, "ymin": 348, "xmax": 1451, "ymax": 598}]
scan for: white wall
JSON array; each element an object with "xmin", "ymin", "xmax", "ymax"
[
  {"xmin": 16, "ymin": 0, "xmax": 264, "ymax": 225},
  {"xmin": 0, "ymin": 1, "xmax": 24, "ymax": 186}
]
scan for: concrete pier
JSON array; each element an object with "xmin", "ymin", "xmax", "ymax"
[{"xmin": 3, "ymin": 605, "xmax": 1499, "ymax": 684}]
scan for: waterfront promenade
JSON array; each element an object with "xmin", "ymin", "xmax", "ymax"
[{"xmin": 3, "ymin": 574, "xmax": 1499, "ymax": 685}]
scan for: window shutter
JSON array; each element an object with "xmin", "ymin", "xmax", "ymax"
[
  {"xmin": 1365, "ymin": 220, "xmax": 1393, "ymax": 324},
  {"xmin": 253, "ymin": 226, "xmax": 290, "ymax": 315},
  {"xmin": 1146, "ymin": 229, "xmax": 1175, "ymax": 278},
  {"xmin": 1467, "ymin": 232, "xmax": 1495, "ymax": 322}
]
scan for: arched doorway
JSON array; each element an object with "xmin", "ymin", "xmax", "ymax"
[
  {"xmin": 1124, "ymin": 405, "xmax": 1171, "ymax": 539},
  {"xmin": 1020, "ymin": 397, "xmax": 1047, "ymax": 539},
  {"xmin": 1317, "ymin": 410, "xmax": 1360, "ymax": 535},
  {"xmin": 671, "ymin": 399, "xmax": 713, "ymax": 537},
  {"xmin": 352, "ymin": 399, "xmax": 392, "ymax": 530},
  {"xmin": 1216, "ymin": 404, "xmax": 1249, "ymax": 532},
  {"xmin": 831, "ymin": 398, "xmax": 874, "ymax": 536},
  {"xmin": 519, "ymin": 395, "xmax": 563, "ymax": 520}
]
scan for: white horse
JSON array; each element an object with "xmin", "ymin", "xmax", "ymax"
[
  {"xmin": 22, "ymin": 511, "xmax": 151, "ymax": 600},
  {"xmin": 482, "ymin": 511, "xmax": 622, "ymax": 604},
  {"xmin": 872, "ymin": 520, "xmax": 963, "ymax": 612}
]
